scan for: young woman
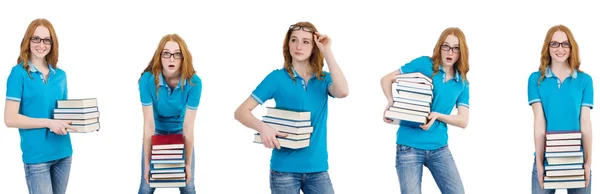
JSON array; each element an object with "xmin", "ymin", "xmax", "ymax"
[
  {"xmin": 234, "ymin": 21, "xmax": 349, "ymax": 194},
  {"xmin": 529, "ymin": 25, "xmax": 593, "ymax": 194},
  {"xmin": 137, "ymin": 33, "xmax": 202, "ymax": 194},
  {"xmin": 4, "ymin": 18, "xmax": 75, "ymax": 194},
  {"xmin": 380, "ymin": 27, "xmax": 470, "ymax": 194}
]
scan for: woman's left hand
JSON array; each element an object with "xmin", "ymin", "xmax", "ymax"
[
  {"xmin": 420, "ymin": 112, "xmax": 440, "ymax": 130},
  {"xmin": 314, "ymin": 32, "xmax": 331, "ymax": 52}
]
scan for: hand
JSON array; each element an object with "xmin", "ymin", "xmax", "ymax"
[
  {"xmin": 383, "ymin": 101, "xmax": 394, "ymax": 123},
  {"xmin": 144, "ymin": 161, "xmax": 151, "ymax": 184},
  {"xmin": 185, "ymin": 164, "xmax": 192, "ymax": 184},
  {"xmin": 584, "ymin": 162, "xmax": 591, "ymax": 187},
  {"xmin": 420, "ymin": 112, "xmax": 440, "ymax": 130},
  {"xmin": 259, "ymin": 123, "xmax": 288, "ymax": 149},
  {"xmin": 314, "ymin": 32, "xmax": 331, "ymax": 53},
  {"xmin": 47, "ymin": 120, "xmax": 76, "ymax": 135},
  {"xmin": 536, "ymin": 163, "xmax": 545, "ymax": 189}
]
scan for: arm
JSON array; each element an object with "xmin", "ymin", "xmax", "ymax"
[
  {"xmin": 435, "ymin": 106, "xmax": 469, "ymax": 129},
  {"xmin": 323, "ymin": 50, "xmax": 348, "ymax": 98},
  {"xmin": 234, "ymin": 97, "xmax": 267, "ymax": 133},
  {"xmin": 380, "ymin": 70, "xmax": 400, "ymax": 105},
  {"xmin": 182, "ymin": 108, "xmax": 196, "ymax": 170},
  {"xmin": 581, "ymin": 107, "xmax": 592, "ymax": 166},
  {"xmin": 142, "ymin": 105, "xmax": 156, "ymax": 172},
  {"xmin": 4, "ymin": 100, "xmax": 52, "ymax": 129},
  {"xmin": 532, "ymin": 103, "xmax": 546, "ymax": 168}
]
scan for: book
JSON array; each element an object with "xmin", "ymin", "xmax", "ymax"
[
  {"xmin": 266, "ymin": 107, "xmax": 311, "ymax": 121},
  {"xmin": 54, "ymin": 98, "xmax": 101, "ymax": 133},
  {"xmin": 149, "ymin": 134, "xmax": 186, "ymax": 188},
  {"xmin": 254, "ymin": 107, "xmax": 313, "ymax": 149},
  {"xmin": 56, "ymin": 98, "xmax": 98, "ymax": 108},
  {"xmin": 543, "ymin": 131, "xmax": 586, "ymax": 189},
  {"xmin": 253, "ymin": 133, "xmax": 310, "ymax": 149}
]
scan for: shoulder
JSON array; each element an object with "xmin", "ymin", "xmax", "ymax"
[
  {"xmin": 265, "ymin": 68, "xmax": 286, "ymax": 79},
  {"xmin": 140, "ymin": 71, "xmax": 154, "ymax": 83},
  {"xmin": 411, "ymin": 56, "xmax": 433, "ymax": 66},
  {"xmin": 528, "ymin": 71, "xmax": 542, "ymax": 81},
  {"xmin": 54, "ymin": 67, "xmax": 67, "ymax": 77},
  {"xmin": 577, "ymin": 71, "xmax": 592, "ymax": 82},
  {"xmin": 9, "ymin": 63, "xmax": 26, "ymax": 75},
  {"xmin": 190, "ymin": 74, "xmax": 202, "ymax": 85}
]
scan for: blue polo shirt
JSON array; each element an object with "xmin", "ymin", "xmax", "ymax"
[
  {"xmin": 6, "ymin": 63, "xmax": 72, "ymax": 164},
  {"xmin": 139, "ymin": 71, "xmax": 202, "ymax": 131},
  {"xmin": 527, "ymin": 67, "xmax": 594, "ymax": 132},
  {"xmin": 251, "ymin": 68, "xmax": 333, "ymax": 173},
  {"xmin": 396, "ymin": 56, "xmax": 470, "ymax": 150}
]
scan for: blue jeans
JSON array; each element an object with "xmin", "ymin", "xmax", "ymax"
[
  {"xmin": 270, "ymin": 170, "xmax": 334, "ymax": 194},
  {"xmin": 23, "ymin": 156, "xmax": 72, "ymax": 194},
  {"xmin": 532, "ymin": 159, "xmax": 592, "ymax": 194},
  {"xmin": 395, "ymin": 144, "xmax": 464, "ymax": 194},
  {"xmin": 138, "ymin": 129, "xmax": 195, "ymax": 194}
]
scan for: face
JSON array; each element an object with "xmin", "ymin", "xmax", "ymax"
[
  {"xmin": 548, "ymin": 31, "xmax": 571, "ymax": 63},
  {"xmin": 29, "ymin": 26, "xmax": 52, "ymax": 60},
  {"xmin": 160, "ymin": 41, "xmax": 183, "ymax": 74},
  {"xmin": 440, "ymin": 34, "xmax": 460, "ymax": 67},
  {"xmin": 288, "ymin": 30, "xmax": 314, "ymax": 62}
]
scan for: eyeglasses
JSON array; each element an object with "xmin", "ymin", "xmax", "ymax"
[
  {"xmin": 161, "ymin": 52, "xmax": 183, "ymax": 59},
  {"xmin": 289, "ymin": 25, "xmax": 315, "ymax": 33},
  {"xmin": 30, "ymin": 36, "xmax": 52, "ymax": 45},
  {"xmin": 549, "ymin": 41, "xmax": 571, "ymax": 48},
  {"xmin": 441, "ymin": 45, "xmax": 460, "ymax": 53}
]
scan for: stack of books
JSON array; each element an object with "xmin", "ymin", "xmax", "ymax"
[
  {"xmin": 253, "ymin": 107, "xmax": 312, "ymax": 149},
  {"xmin": 53, "ymin": 98, "xmax": 100, "ymax": 132},
  {"xmin": 150, "ymin": 134, "xmax": 186, "ymax": 188},
  {"xmin": 384, "ymin": 72, "xmax": 433, "ymax": 128},
  {"xmin": 543, "ymin": 131, "xmax": 585, "ymax": 189}
]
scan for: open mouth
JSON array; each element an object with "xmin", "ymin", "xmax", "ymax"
[
  {"xmin": 168, "ymin": 65, "xmax": 175, "ymax": 69},
  {"xmin": 445, "ymin": 57, "xmax": 453, "ymax": 62}
]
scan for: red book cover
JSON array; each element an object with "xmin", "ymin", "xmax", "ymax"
[{"xmin": 151, "ymin": 134, "xmax": 184, "ymax": 150}]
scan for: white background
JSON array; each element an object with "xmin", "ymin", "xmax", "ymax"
[{"xmin": 1, "ymin": 0, "xmax": 599, "ymax": 193}]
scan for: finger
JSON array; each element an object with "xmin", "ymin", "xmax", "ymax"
[
  {"xmin": 276, "ymin": 131, "xmax": 288, "ymax": 138},
  {"xmin": 263, "ymin": 137, "xmax": 273, "ymax": 148},
  {"xmin": 274, "ymin": 138, "xmax": 281, "ymax": 150}
]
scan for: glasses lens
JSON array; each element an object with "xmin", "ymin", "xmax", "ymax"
[
  {"xmin": 174, "ymin": 53, "xmax": 183, "ymax": 59},
  {"xmin": 453, "ymin": 47, "xmax": 460, "ymax": 53},
  {"xmin": 161, "ymin": 52, "xmax": 171, "ymax": 58},
  {"xmin": 549, "ymin": 42, "xmax": 560, "ymax": 48},
  {"xmin": 43, "ymin": 38, "xmax": 52, "ymax": 45},
  {"xmin": 561, "ymin": 42, "xmax": 571, "ymax": 48},
  {"xmin": 31, "ymin": 37, "xmax": 41, "ymax": 43},
  {"xmin": 441, "ymin": 45, "xmax": 450, "ymax": 51}
]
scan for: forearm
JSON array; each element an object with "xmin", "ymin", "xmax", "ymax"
[
  {"xmin": 534, "ymin": 119, "xmax": 547, "ymax": 165},
  {"xmin": 183, "ymin": 125, "xmax": 194, "ymax": 165},
  {"xmin": 143, "ymin": 123, "xmax": 155, "ymax": 166},
  {"xmin": 380, "ymin": 77, "xmax": 395, "ymax": 104},
  {"xmin": 5, "ymin": 113, "xmax": 50, "ymax": 129},
  {"xmin": 234, "ymin": 108, "xmax": 266, "ymax": 133},
  {"xmin": 323, "ymin": 50, "xmax": 348, "ymax": 97},
  {"xmin": 581, "ymin": 118, "xmax": 592, "ymax": 165},
  {"xmin": 436, "ymin": 112, "xmax": 468, "ymax": 129}
]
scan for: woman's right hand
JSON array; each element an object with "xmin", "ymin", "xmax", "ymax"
[
  {"xmin": 536, "ymin": 163, "xmax": 545, "ymax": 189},
  {"xmin": 47, "ymin": 120, "xmax": 75, "ymax": 135},
  {"xmin": 383, "ymin": 101, "xmax": 394, "ymax": 123},
  {"xmin": 259, "ymin": 123, "xmax": 288, "ymax": 149}
]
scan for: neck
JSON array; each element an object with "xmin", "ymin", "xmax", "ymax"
[
  {"xmin": 550, "ymin": 60, "xmax": 570, "ymax": 72},
  {"xmin": 162, "ymin": 70, "xmax": 181, "ymax": 81},
  {"xmin": 30, "ymin": 57, "xmax": 47, "ymax": 70},
  {"xmin": 442, "ymin": 64, "xmax": 454, "ymax": 76},
  {"xmin": 292, "ymin": 60, "xmax": 311, "ymax": 77}
]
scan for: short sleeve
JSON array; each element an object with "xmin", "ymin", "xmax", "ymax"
[
  {"xmin": 6, "ymin": 67, "xmax": 23, "ymax": 102},
  {"xmin": 528, "ymin": 73, "xmax": 541, "ymax": 105},
  {"xmin": 251, "ymin": 71, "xmax": 278, "ymax": 105},
  {"xmin": 325, "ymin": 72, "xmax": 334, "ymax": 98},
  {"xmin": 456, "ymin": 83, "xmax": 469, "ymax": 108},
  {"xmin": 582, "ymin": 76, "xmax": 594, "ymax": 109},
  {"xmin": 139, "ymin": 73, "xmax": 153, "ymax": 106},
  {"xmin": 186, "ymin": 76, "xmax": 202, "ymax": 110},
  {"xmin": 400, "ymin": 56, "xmax": 430, "ymax": 74}
]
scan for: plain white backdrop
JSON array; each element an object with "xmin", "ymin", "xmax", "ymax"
[{"xmin": 1, "ymin": 0, "xmax": 599, "ymax": 193}]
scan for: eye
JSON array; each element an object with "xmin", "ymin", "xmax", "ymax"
[
  {"xmin": 453, "ymin": 47, "xmax": 460, "ymax": 51},
  {"xmin": 174, "ymin": 53, "xmax": 183, "ymax": 58},
  {"xmin": 303, "ymin": 40, "xmax": 310, "ymax": 44},
  {"xmin": 562, "ymin": 42, "xmax": 571, "ymax": 47}
]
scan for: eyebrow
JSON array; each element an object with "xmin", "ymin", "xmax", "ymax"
[
  {"xmin": 291, "ymin": 36, "xmax": 312, "ymax": 40},
  {"xmin": 32, "ymin": 35, "xmax": 51, "ymax": 39},
  {"xmin": 162, "ymin": 49, "xmax": 181, "ymax": 52},
  {"xmin": 443, "ymin": 42, "xmax": 459, "ymax": 47}
]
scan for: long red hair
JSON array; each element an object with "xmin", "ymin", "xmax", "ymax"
[
  {"xmin": 139, "ymin": 34, "xmax": 196, "ymax": 93},
  {"xmin": 431, "ymin": 27, "xmax": 469, "ymax": 82},
  {"xmin": 17, "ymin": 18, "xmax": 59, "ymax": 78},
  {"xmin": 537, "ymin": 25, "xmax": 580, "ymax": 85},
  {"xmin": 282, "ymin": 21, "xmax": 325, "ymax": 81}
]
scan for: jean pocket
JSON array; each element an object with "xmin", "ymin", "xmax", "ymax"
[{"xmin": 397, "ymin": 144, "xmax": 413, "ymax": 152}]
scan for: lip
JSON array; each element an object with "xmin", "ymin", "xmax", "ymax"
[{"xmin": 294, "ymin": 52, "xmax": 303, "ymax": 55}]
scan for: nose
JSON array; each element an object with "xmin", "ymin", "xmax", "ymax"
[
  {"xmin": 169, "ymin": 56, "xmax": 175, "ymax": 62},
  {"xmin": 446, "ymin": 49, "xmax": 453, "ymax": 55},
  {"xmin": 295, "ymin": 42, "xmax": 302, "ymax": 50}
]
